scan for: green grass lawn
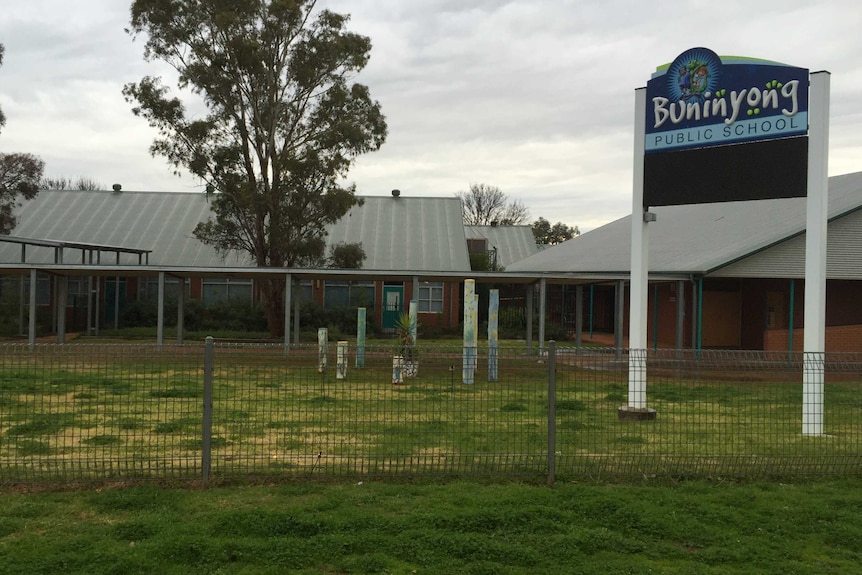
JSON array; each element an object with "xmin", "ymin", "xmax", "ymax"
[
  {"xmin": 2, "ymin": 343, "xmax": 862, "ymax": 572},
  {"xmin": 1, "ymin": 479, "xmax": 862, "ymax": 574},
  {"xmin": 1, "ymin": 342, "xmax": 861, "ymax": 482}
]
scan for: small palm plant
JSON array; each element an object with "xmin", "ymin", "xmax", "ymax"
[{"xmin": 395, "ymin": 311, "xmax": 416, "ymax": 362}]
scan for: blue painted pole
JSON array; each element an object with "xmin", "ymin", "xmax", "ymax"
[
  {"xmin": 488, "ymin": 289, "xmax": 499, "ymax": 382},
  {"xmin": 408, "ymin": 300, "xmax": 418, "ymax": 345},
  {"xmin": 463, "ymin": 280, "xmax": 477, "ymax": 384},
  {"xmin": 356, "ymin": 307, "xmax": 366, "ymax": 368},
  {"xmin": 408, "ymin": 299, "xmax": 419, "ymax": 378}
]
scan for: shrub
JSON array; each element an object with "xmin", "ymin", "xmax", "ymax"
[
  {"xmin": 298, "ymin": 301, "xmax": 376, "ymax": 340},
  {"xmin": 0, "ymin": 288, "xmax": 54, "ymax": 338},
  {"xmin": 120, "ymin": 297, "xmax": 267, "ymax": 333}
]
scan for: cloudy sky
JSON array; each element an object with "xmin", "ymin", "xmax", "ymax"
[{"xmin": 1, "ymin": 1, "xmax": 860, "ymax": 231}]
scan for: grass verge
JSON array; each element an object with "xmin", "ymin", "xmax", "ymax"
[{"xmin": 1, "ymin": 478, "xmax": 861, "ymax": 574}]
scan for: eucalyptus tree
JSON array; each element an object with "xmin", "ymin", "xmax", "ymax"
[
  {"xmin": 0, "ymin": 44, "xmax": 44, "ymax": 235},
  {"xmin": 124, "ymin": 0, "xmax": 387, "ymax": 335},
  {"xmin": 532, "ymin": 217, "xmax": 579, "ymax": 245}
]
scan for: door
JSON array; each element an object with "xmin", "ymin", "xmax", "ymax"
[
  {"xmin": 766, "ymin": 291, "xmax": 786, "ymax": 330},
  {"xmin": 103, "ymin": 278, "xmax": 127, "ymax": 327},
  {"xmin": 701, "ymin": 290, "xmax": 742, "ymax": 348},
  {"xmin": 382, "ymin": 285, "xmax": 404, "ymax": 331}
]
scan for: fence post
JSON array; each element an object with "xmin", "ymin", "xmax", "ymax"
[
  {"xmin": 202, "ymin": 336, "xmax": 214, "ymax": 484},
  {"xmin": 547, "ymin": 340, "xmax": 557, "ymax": 486}
]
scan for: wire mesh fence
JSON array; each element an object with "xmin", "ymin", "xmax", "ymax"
[
  {"xmin": 0, "ymin": 344, "xmax": 206, "ymax": 482},
  {"xmin": 203, "ymin": 341, "xmax": 550, "ymax": 478},
  {"xmin": 555, "ymin": 346, "xmax": 862, "ymax": 478},
  {"xmin": 0, "ymin": 340, "xmax": 860, "ymax": 483}
]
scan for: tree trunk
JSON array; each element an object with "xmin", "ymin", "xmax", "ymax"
[{"xmin": 260, "ymin": 277, "xmax": 286, "ymax": 338}]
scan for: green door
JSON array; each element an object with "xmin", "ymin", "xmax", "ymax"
[
  {"xmin": 382, "ymin": 285, "xmax": 404, "ymax": 331},
  {"xmin": 104, "ymin": 278, "xmax": 127, "ymax": 326}
]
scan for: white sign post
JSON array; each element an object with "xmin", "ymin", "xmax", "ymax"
[
  {"xmin": 626, "ymin": 87, "xmax": 650, "ymax": 416},
  {"xmin": 802, "ymin": 71, "xmax": 831, "ymax": 436}
]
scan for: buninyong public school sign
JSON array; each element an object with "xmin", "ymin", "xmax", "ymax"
[
  {"xmin": 643, "ymin": 47, "xmax": 810, "ymax": 207},
  {"xmin": 646, "ymin": 47, "xmax": 809, "ymax": 153},
  {"xmin": 630, "ymin": 47, "xmax": 830, "ymax": 436}
]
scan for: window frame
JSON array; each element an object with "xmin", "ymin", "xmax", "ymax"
[{"xmin": 417, "ymin": 281, "xmax": 444, "ymax": 313}]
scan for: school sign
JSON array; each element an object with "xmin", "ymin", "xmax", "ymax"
[
  {"xmin": 643, "ymin": 48, "xmax": 810, "ymax": 207},
  {"xmin": 630, "ymin": 47, "xmax": 831, "ymax": 436},
  {"xmin": 646, "ymin": 47, "xmax": 809, "ymax": 152}
]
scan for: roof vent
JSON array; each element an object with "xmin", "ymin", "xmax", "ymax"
[
  {"xmin": 391, "ymin": 189, "xmax": 400, "ymax": 198},
  {"xmin": 112, "ymin": 184, "xmax": 122, "ymax": 192}
]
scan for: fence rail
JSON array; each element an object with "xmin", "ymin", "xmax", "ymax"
[{"xmin": 0, "ymin": 340, "xmax": 860, "ymax": 484}]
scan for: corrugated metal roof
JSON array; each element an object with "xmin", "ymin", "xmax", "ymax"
[
  {"xmin": 713, "ymin": 208, "xmax": 862, "ymax": 279},
  {"xmin": 2, "ymin": 191, "xmax": 238, "ymax": 267},
  {"xmin": 0, "ymin": 191, "xmax": 472, "ymax": 272},
  {"xmin": 463, "ymin": 225, "xmax": 539, "ymax": 268},
  {"xmin": 323, "ymin": 196, "xmax": 471, "ymax": 271},
  {"xmin": 507, "ymin": 171, "xmax": 862, "ymax": 277}
]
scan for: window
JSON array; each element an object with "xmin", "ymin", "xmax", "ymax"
[
  {"xmin": 296, "ymin": 280, "xmax": 313, "ymax": 303},
  {"xmin": 324, "ymin": 281, "xmax": 349, "ymax": 308},
  {"xmin": 323, "ymin": 281, "xmax": 374, "ymax": 309},
  {"xmin": 201, "ymin": 278, "xmax": 252, "ymax": 304},
  {"xmin": 64, "ymin": 278, "xmax": 89, "ymax": 308},
  {"xmin": 67, "ymin": 278, "xmax": 88, "ymax": 297},
  {"xmin": 2, "ymin": 274, "xmax": 52, "ymax": 306},
  {"xmin": 466, "ymin": 238, "xmax": 488, "ymax": 254},
  {"xmin": 138, "ymin": 277, "xmax": 190, "ymax": 301},
  {"xmin": 417, "ymin": 281, "xmax": 444, "ymax": 313}
]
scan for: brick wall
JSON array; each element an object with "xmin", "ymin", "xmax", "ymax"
[{"xmin": 764, "ymin": 324, "xmax": 862, "ymax": 352}]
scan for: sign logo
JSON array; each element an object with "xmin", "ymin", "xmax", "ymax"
[{"xmin": 645, "ymin": 48, "xmax": 809, "ymax": 153}]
